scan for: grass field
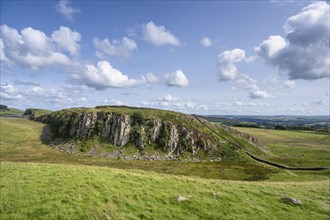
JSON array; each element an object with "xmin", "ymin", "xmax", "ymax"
[
  {"xmin": 0, "ymin": 108, "xmax": 23, "ymax": 116},
  {"xmin": 235, "ymin": 127, "xmax": 330, "ymax": 168},
  {"xmin": 0, "ymin": 118, "xmax": 329, "ymax": 219},
  {"xmin": 1, "ymin": 162, "xmax": 329, "ymax": 220}
]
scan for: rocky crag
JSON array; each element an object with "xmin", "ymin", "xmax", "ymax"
[{"xmin": 27, "ymin": 106, "xmax": 266, "ymax": 161}]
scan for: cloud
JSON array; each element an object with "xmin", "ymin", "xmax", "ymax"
[
  {"xmin": 24, "ymin": 86, "xmax": 73, "ymax": 104},
  {"xmin": 142, "ymin": 21, "xmax": 180, "ymax": 46},
  {"xmin": 103, "ymin": 99, "xmax": 126, "ymax": 106},
  {"xmin": 283, "ymin": 80, "xmax": 296, "ymax": 89},
  {"xmin": 256, "ymin": 2, "xmax": 330, "ymax": 80},
  {"xmin": 52, "ymin": 26, "xmax": 81, "ymax": 56},
  {"xmin": 217, "ymin": 48, "xmax": 245, "ymax": 81},
  {"xmin": 248, "ymin": 87, "xmax": 274, "ymax": 99},
  {"xmin": 314, "ymin": 93, "xmax": 329, "ymax": 105},
  {"xmin": 163, "ymin": 70, "xmax": 189, "ymax": 87},
  {"xmin": 76, "ymin": 61, "xmax": 142, "ymax": 90},
  {"xmin": 0, "ymin": 83, "xmax": 23, "ymax": 100},
  {"xmin": 232, "ymin": 101, "xmax": 257, "ymax": 106},
  {"xmin": 216, "ymin": 48, "xmax": 274, "ymax": 99},
  {"xmin": 236, "ymin": 74, "xmax": 274, "ymax": 99},
  {"xmin": 61, "ymin": 83, "xmax": 90, "ymax": 94},
  {"xmin": 255, "ymin": 35, "xmax": 287, "ymax": 60},
  {"xmin": 262, "ymin": 74, "xmax": 279, "ymax": 89},
  {"xmin": 159, "ymin": 94, "xmax": 178, "ymax": 102},
  {"xmin": 142, "ymin": 72, "xmax": 159, "ymax": 84},
  {"xmin": 14, "ymin": 79, "xmax": 40, "ymax": 86},
  {"xmin": 200, "ymin": 37, "xmax": 212, "ymax": 47},
  {"xmin": 56, "ymin": 0, "xmax": 80, "ymax": 21},
  {"xmin": 141, "ymin": 94, "xmax": 208, "ymax": 112},
  {"xmin": 94, "ymin": 37, "xmax": 137, "ymax": 58},
  {"xmin": 1, "ymin": 24, "xmax": 74, "ymax": 70},
  {"xmin": 244, "ymin": 56, "xmax": 257, "ymax": 63},
  {"xmin": 0, "ymin": 39, "xmax": 8, "ymax": 62},
  {"xmin": 79, "ymin": 97, "xmax": 87, "ymax": 102}
]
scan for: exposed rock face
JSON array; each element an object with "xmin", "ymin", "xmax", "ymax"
[
  {"xmin": 23, "ymin": 108, "xmax": 37, "ymax": 116},
  {"xmin": 35, "ymin": 110, "xmax": 212, "ymax": 155}
]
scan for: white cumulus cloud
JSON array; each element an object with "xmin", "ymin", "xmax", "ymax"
[
  {"xmin": 94, "ymin": 37, "xmax": 137, "ymax": 58},
  {"xmin": 163, "ymin": 70, "xmax": 189, "ymax": 87},
  {"xmin": 52, "ymin": 26, "xmax": 81, "ymax": 56},
  {"xmin": 80, "ymin": 61, "xmax": 142, "ymax": 90},
  {"xmin": 142, "ymin": 21, "xmax": 180, "ymax": 46},
  {"xmin": 0, "ymin": 24, "xmax": 76, "ymax": 70},
  {"xmin": 217, "ymin": 48, "xmax": 245, "ymax": 81},
  {"xmin": 255, "ymin": 2, "xmax": 330, "ymax": 80}
]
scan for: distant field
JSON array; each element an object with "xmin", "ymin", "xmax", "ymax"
[
  {"xmin": 235, "ymin": 127, "xmax": 330, "ymax": 168},
  {"xmin": 0, "ymin": 108, "xmax": 23, "ymax": 116},
  {"xmin": 1, "ymin": 118, "xmax": 329, "ymax": 219}
]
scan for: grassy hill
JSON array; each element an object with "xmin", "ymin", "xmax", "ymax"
[
  {"xmin": 0, "ymin": 107, "xmax": 24, "ymax": 116},
  {"xmin": 31, "ymin": 106, "xmax": 268, "ymax": 161},
  {"xmin": 0, "ymin": 117, "xmax": 329, "ymax": 219}
]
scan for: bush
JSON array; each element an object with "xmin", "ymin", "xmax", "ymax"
[
  {"xmin": 132, "ymin": 112, "xmax": 144, "ymax": 125},
  {"xmin": 0, "ymin": 104, "xmax": 8, "ymax": 109}
]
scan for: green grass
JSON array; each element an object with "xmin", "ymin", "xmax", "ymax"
[
  {"xmin": 235, "ymin": 127, "xmax": 330, "ymax": 168},
  {"xmin": 32, "ymin": 109, "xmax": 52, "ymax": 117},
  {"xmin": 0, "ymin": 118, "xmax": 276, "ymax": 181},
  {"xmin": 0, "ymin": 108, "xmax": 24, "ymax": 115},
  {"xmin": 1, "ymin": 162, "xmax": 329, "ymax": 220},
  {"xmin": 1, "ymin": 118, "xmax": 329, "ymax": 219}
]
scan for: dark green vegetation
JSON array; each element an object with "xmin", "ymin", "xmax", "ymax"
[
  {"xmin": 0, "ymin": 104, "xmax": 23, "ymax": 116},
  {"xmin": 33, "ymin": 106, "xmax": 266, "ymax": 161},
  {"xmin": 1, "ymin": 115, "xmax": 329, "ymax": 219},
  {"xmin": 200, "ymin": 115, "xmax": 330, "ymax": 132}
]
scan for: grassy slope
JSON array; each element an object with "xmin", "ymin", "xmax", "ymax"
[
  {"xmin": 235, "ymin": 127, "xmax": 330, "ymax": 168},
  {"xmin": 1, "ymin": 162, "xmax": 329, "ymax": 220},
  {"xmin": 0, "ymin": 108, "xmax": 24, "ymax": 115}
]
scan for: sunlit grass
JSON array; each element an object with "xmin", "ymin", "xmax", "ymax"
[{"xmin": 1, "ymin": 162, "xmax": 329, "ymax": 220}]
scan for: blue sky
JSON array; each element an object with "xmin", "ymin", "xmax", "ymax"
[{"xmin": 1, "ymin": 0, "xmax": 329, "ymax": 115}]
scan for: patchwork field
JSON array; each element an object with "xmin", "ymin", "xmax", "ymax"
[{"xmin": 0, "ymin": 118, "xmax": 329, "ymax": 219}]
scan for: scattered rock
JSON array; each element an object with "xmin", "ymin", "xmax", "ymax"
[
  {"xmin": 177, "ymin": 195, "xmax": 190, "ymax": 202},
  {"xmin": 281, "ymin": 197, "xmax": 302, "ymax": 205}
]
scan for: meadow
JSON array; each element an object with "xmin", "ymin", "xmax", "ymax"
[
  {"xmin": 235, "ymin": 127, "xmax": 330, "ymax": 168},
  {"xmin": 0, "ymin": 118, "xmax": 329, "ymax": 219}
]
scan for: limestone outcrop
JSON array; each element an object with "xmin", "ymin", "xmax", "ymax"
[{"xmin": 35, "ymin": 110, "xmax": 213, "ymax": 155}]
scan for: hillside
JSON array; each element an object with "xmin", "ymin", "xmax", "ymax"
[
  {"xmin": 2, "ymin": 162, "xmax": 329, "ymax": 220},
  {"xmin": 28, "ymin": 106, "xmax": 266, "ymax": 161},
  {"xmin": 0, "ymin": 104, "xmax": 23, "ymax": 116}
]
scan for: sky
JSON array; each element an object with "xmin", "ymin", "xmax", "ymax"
[{"xmin": 0, "ymin": 0, "xmax": 329, "ymax": 115}]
